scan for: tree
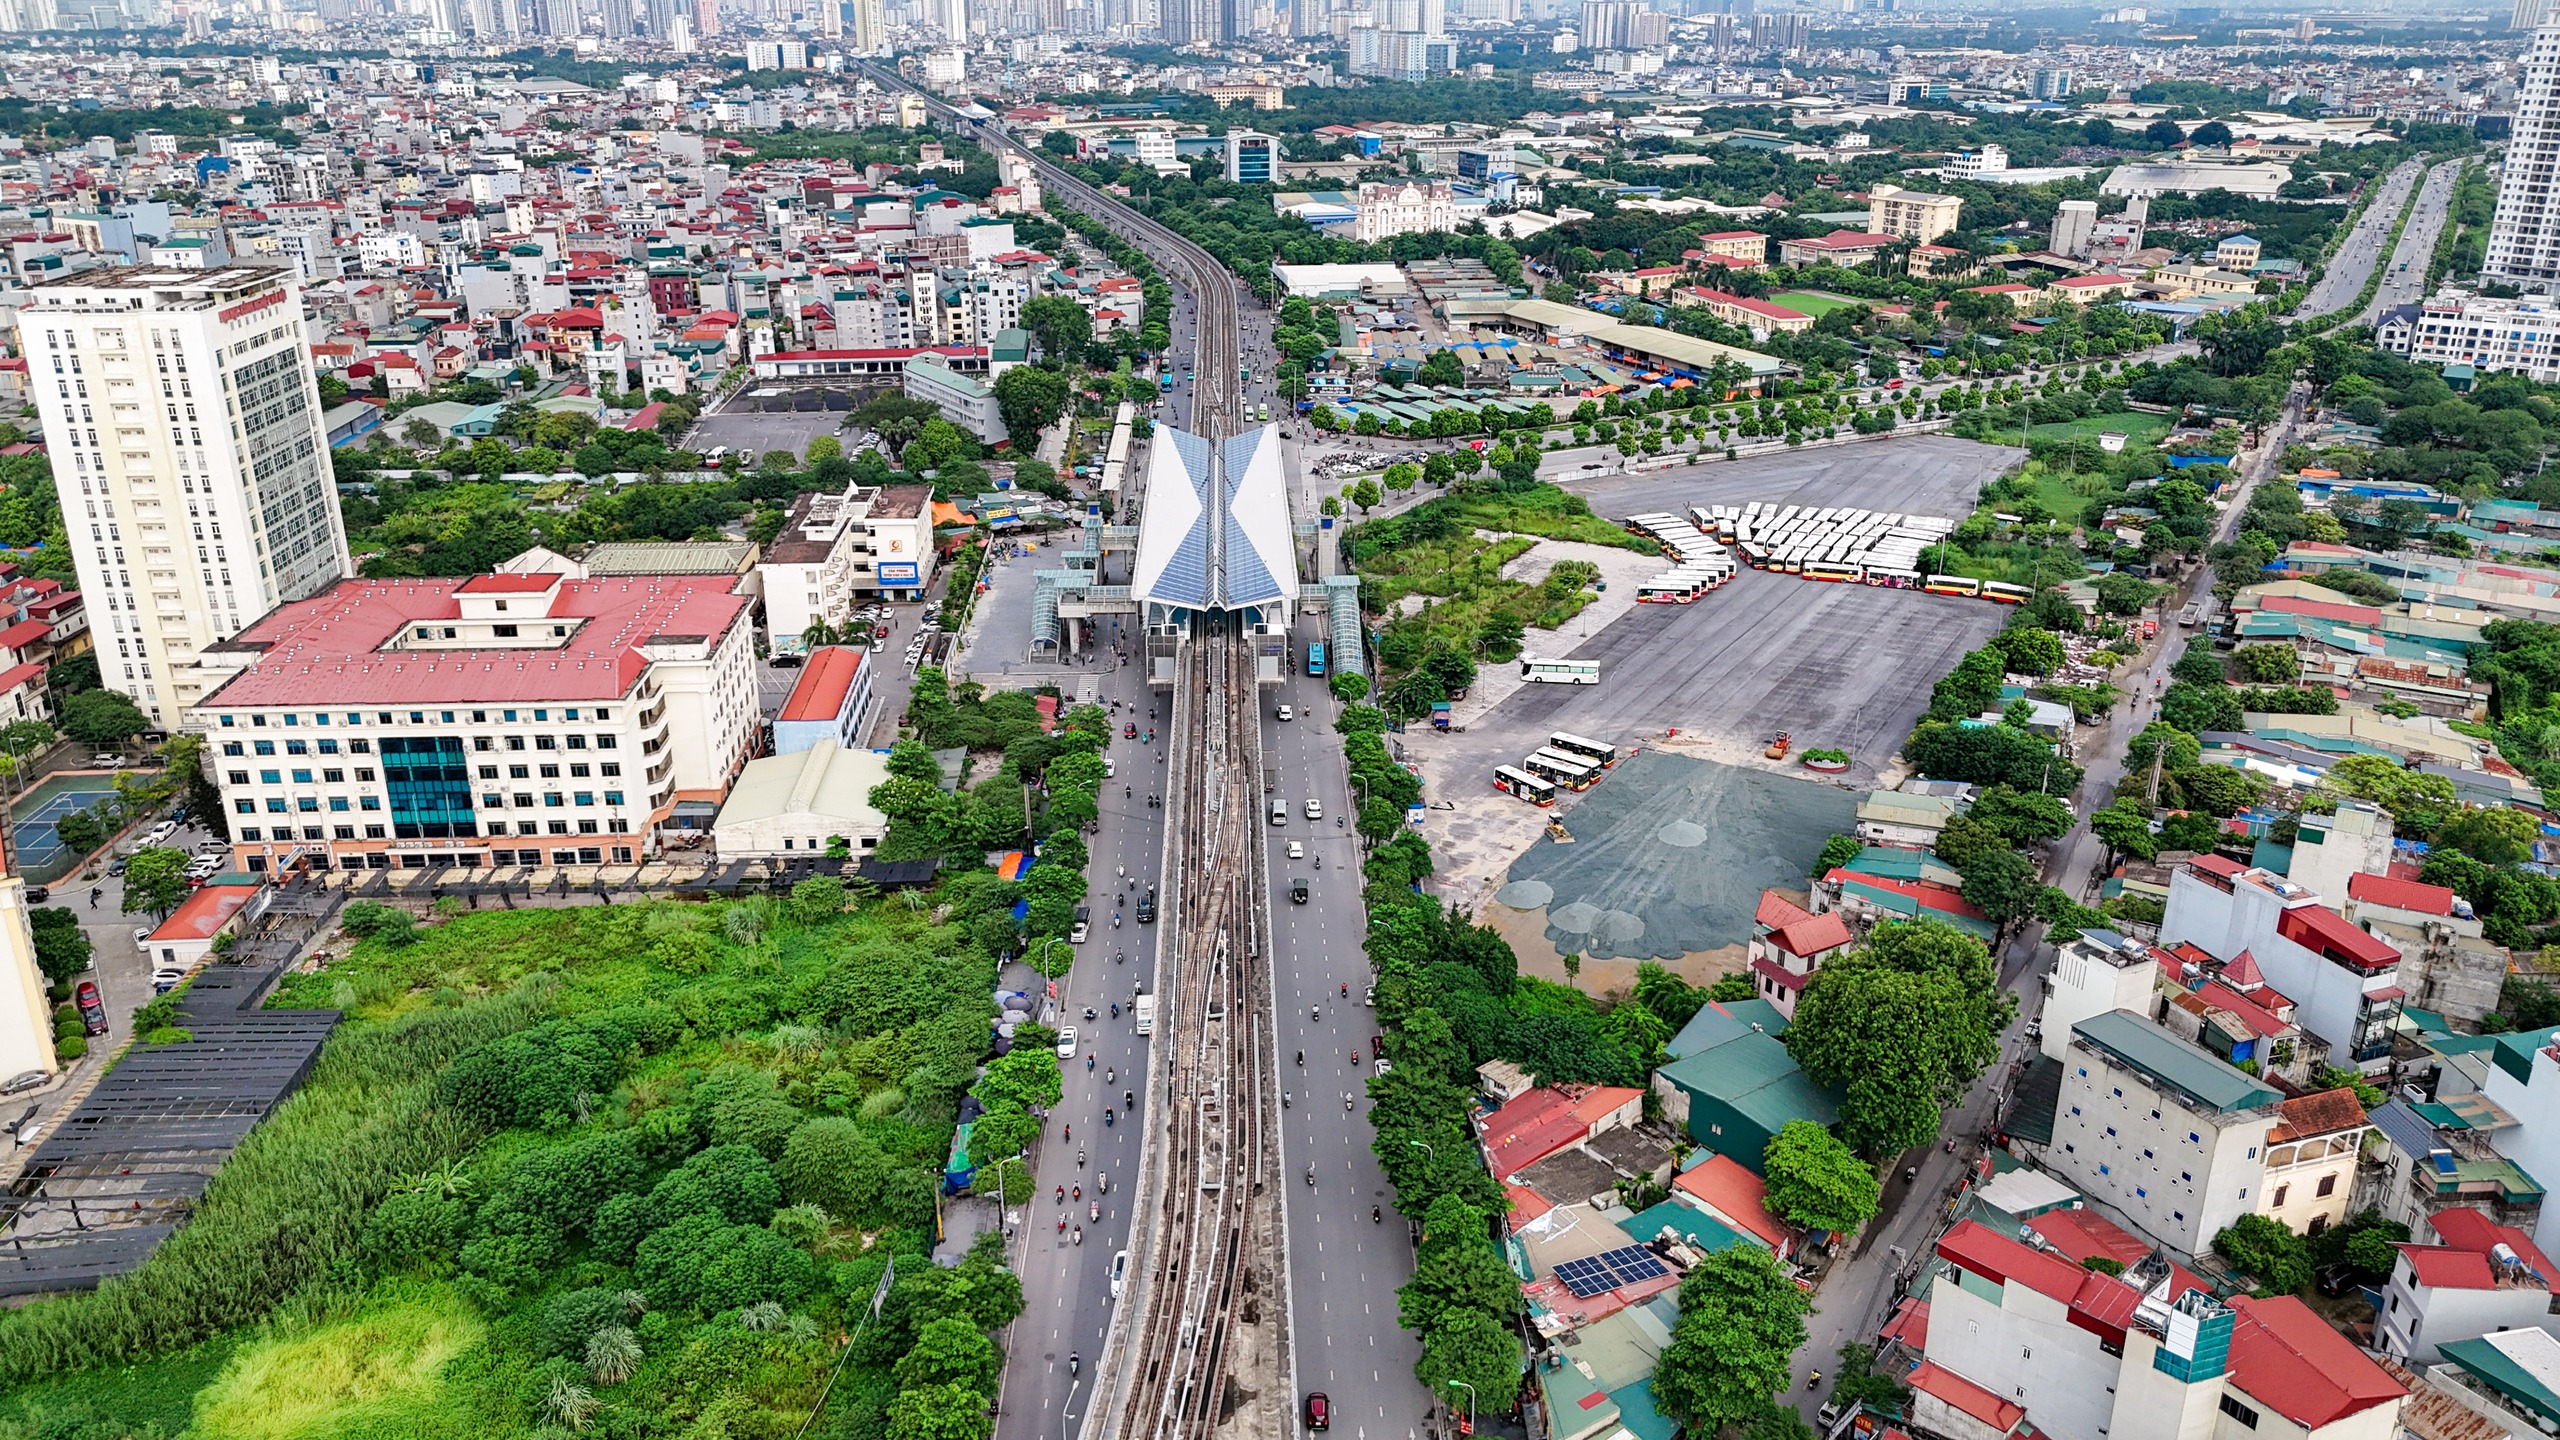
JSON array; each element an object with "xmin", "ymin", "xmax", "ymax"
[
  {"xmin": 1813, "ymin": 833, "xmax": 1862, "ymax": 875},
  {"xmin": 2145, "ymin": 118, "xmax": 2189, "ymax": 147},
  {"xmin": 1397, "ymin": 1233, "xmax": 1526, "ymax": 1333},
  {"xmin": 59, "ymin": 690, "xmax": 146, "ymax": 749},
  {"xmin": 121, "ymin": 846, "xmax": 191, "ymax": 920},
  {"xmin": 886, "ymin": 1381, "xmax": 996, "ymax": 1440},
  {"xmin": 2437, "ymin": 806, "xmax": 2541, "ymax": 868},
  {"xmin": 1761, "ymin": 1120, "xmax": 1881, "ymax": 1234},
  {"xmin": 1786, "ymin": 921, "xmax": 2012, "ymax": 1154},
  {"xmin": 2234, "ymin": 644, "xmax": 2300, "ymax": 684},
  {"xmin": 1018, "ymin": 294, "xmax": 1093, "ymax": 363},
  {"xmin": 2190, "ymin": 120, "xmax": 2235, "ymax": 146},
  {"xmin": 894, "ymin": 1316, "xmax": 1002, "ymax": 1395},
  {"xmin": 1414, "ymin": 1307, "xmax": 1521, "ymax": 1420},
  {"xmin": 1968, "ymin": 785, "xmax": 2071, "ymax": 844},
  {"xmin": 992, "ymin": 365, "xmax": 1070, "ymax": 448},
  {"xmin": 1957, "ymin": 848, "xmax": 2042, "ymax": 927},
  {"xmin": 1651, "ymin": 1245, "xmax": 1811, "ymax": 1433},
  {"xmin": 2212, "ymin": 1213, "xmax": 2311, "ymax": 1295},
  {"xmin": 1417, "ymin": 349, "xmax": 1466, "ymax": 387},
  {"xmin": 27, "ymin": 907, "xmax": 90, "ymax": 985}
]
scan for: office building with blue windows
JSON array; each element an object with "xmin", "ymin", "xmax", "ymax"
[{"xmin": 186, "ymin": 568, "xmax": 759, "ymax": 874}]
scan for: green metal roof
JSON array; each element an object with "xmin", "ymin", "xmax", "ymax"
[
  {"xmin": 2071, "ymin": 1010, "xmax": 2280, "ymax": 1113},
  {"xmin": 2438, "ymin": 1332, "xmax": 2560, "ymax": 1424},
  {"xmin": 1619, "ymin": 1199, "xmax": 1748, "ymax": 1253}
]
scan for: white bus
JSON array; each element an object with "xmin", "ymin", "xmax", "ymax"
[
  {"xmin": 1493, "ymin": 766, "xmax": 1557, "ymax": 807},
  {"xmin": 1982, "ymin": 580, "xmax": 2033, "ymax": 604},
  {"xmin": 1523, "ymin": 748, "xmax": 1601, "ymax": 790},
  {"xmin": 1547, "ymin": 732, "xmax": 1621, "ymax": 768},
  {"xmin": 1803, "ymin": 562, "xmax": 1864, "ymax": 584},
  {"xmin": 1521, "ymin": 657, "xmax": 1601, "ymax": 685}
]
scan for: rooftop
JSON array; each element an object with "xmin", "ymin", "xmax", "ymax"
[
  {"xmin": 778, "ymin": 646, "xmax": 869, "ymax": 725},
  {"xmin": 2072, "ymin": 1010, "xmax": 2282, "ymax": 1114},
  {"xmin": 197, "ymin": 574, "xmax": 752, "ymax": 708}
]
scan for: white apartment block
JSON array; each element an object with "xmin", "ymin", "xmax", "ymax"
[
  {"xmin": 2487, "ymin": 25, "xmax": 2560, "ymax": 291},
  {"xmin": 2161, "ymin": 856, "xmax": 2406, "ymax": 1072},
  {"xmin": 2385, "ymin": 292, "xmax": 2560, "ymax": 383},
  {"xmin": 1867, "ymin": 184, "xmax": 1964, "ymax": 244},
  {"xmin": 185, "ymin": 570, "xmax": 758, "ymax": 873},
  {"xmin": 26, "ymin": 265, "xmax": 352, "ymax": 726},
  {"xmin": 1352, "ymin": 180, "xmax": 1456, "ymax": 243},
  {"xmin": 758, "ymin": 483, "xmax": 938, "ymax": 654}
]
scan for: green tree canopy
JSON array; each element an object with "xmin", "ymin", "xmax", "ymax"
[
  {"xmin": 1651, "ymin": 1245, "xmax": 1811, "ymax": 1433},
  {"xmin": 1786, "ymin": 921, "xmax": 2013, "ymax": 1153},
  {"xmin": 1761, "ymin": 1120, "xmax": 1881, "ymax": 1234}
]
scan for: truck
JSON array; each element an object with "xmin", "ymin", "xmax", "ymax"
[
  {"xmin": 1133, "ymin": 993, "xmax": 1156, "ymax": 1036},
  {"xmin": 1291, "ymin": 877, "xmax": 1309, "ymax": 904}
]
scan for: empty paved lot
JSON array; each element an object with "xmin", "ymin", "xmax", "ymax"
[{"xmin": 1566, "ymin": 433, "xmax": 2015, "ymax": 526}]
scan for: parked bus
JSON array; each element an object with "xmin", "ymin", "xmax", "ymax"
[
  {"xmin": 1523, "ymin": 748, "xmax": 1601, "ymax": 790},
  {"xmin": 1547, "ymin": 732, "xmax": 1620, "ymax": 768},
  {"xmin": 1804, "ymin": 562, "xmax": 1864, "ymax": 584},
  {"xmin": 1923, "ymin": 574, "xmax": 1982, "ymax": 598},
  {"xmin": 1520, "ymin": 657, "xmax": 1602, "ymax": 685},
  {"xmin": 1493, "ymin": 765, "xmax": 1557, "ymax": 807},
  {"xmin": 1981, "ymin": 581, "xmax": 2033, "ymax": 604},
  {"xmin": 1638, "ymin": 573, "xmax": 1708, "ymax": 604},
  {"xmin": 1307, "ymin": 642, "xmax": 1326, "ymax": 677}
]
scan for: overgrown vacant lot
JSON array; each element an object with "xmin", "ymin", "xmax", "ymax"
[{"xmin": 0, "ymin": 883, "xmax": 1046, "ymax": 1440}]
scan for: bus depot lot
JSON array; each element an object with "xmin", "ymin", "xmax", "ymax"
[{"xmin": 1561, "ymin": 433, "xmax": 2013, "ymax": 523}]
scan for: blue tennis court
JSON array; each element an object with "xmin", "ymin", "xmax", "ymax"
[{"xmin": 9, "ymin": 774, "xmax": 127, "ymax": 884}]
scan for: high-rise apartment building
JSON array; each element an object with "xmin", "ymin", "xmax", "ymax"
[
  {"xmin": 2050, "ymin": 197, "xmax": 2098, "ymax": 259},
  {"xmin": 849, "ymin": 0, "xmax": 883, "ymax": 46},
  {"xmin": 26, "ymin": 265, "xmax": 350, "ymax": 726},
  {"xmin": 2484, "ymin": 25, "xmax": 2560, "ymax": 291},
  {"xmin": 2518, "ymin": 0, "xmax": 2547, "ymax": 30}
]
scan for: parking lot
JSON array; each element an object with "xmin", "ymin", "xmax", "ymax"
[
  {"xmin": 685, "ymin": 387, "xmax": 860, "ymax": 466},
  {"xmin": 1559, "ymin": 432, "xmax": 2013, "ymax": 521}
]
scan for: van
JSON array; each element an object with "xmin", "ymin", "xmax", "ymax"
[
  {"xmin": 705, "ymin": 446, "xmax": 731, "ymax": 468},
  {"xmin": 1071, "ymin": 906, "xmax": 1090, "ymax": 945},
  {"xmin": 1291, "ymin": 877, "xmax": 1308, "ymax": 904},
  {"xmin": 1270, "ymin": 799, "xmax": 1287, "ymax": 825}
]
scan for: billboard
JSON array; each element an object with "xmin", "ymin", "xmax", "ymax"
[{"xmin": 878, "ymin": 562, "xmax": 920, "ymax": 585}]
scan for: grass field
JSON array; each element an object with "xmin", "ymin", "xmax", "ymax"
[
  {"xmin": 1768, "ymin": 290, "xmax": 1858, "ymax": 317},
  {"xmin": 2024, "ymin": 411, "xmax": 2173, "ymax": 446}
]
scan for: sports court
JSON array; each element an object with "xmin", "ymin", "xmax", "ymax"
[{"xmin": 9, "ymin": 772, "xmax": 132, "ymax": 884}]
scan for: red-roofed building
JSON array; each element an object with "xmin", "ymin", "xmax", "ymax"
[
  {"xmin": 1669, "ymin": 1153, "xmax": 1797, "ymax": 1257},
  {"xmin": 1745, "ymin": 887, "xmax": 1852, "ymax": 1020},
  {"xmin": 1906, "ymin": 1361, "xmax": 2026, "ymax": 1440},
  {"xmin": 2380, "ymin": 1205, "xmax": 2560, "ymax": 1363},
  {"xmin": 2346, "ymin": 874, "xmax": 2457, "ymax": 919},
  {"xmin": 193, "ymin": 569, "xmax": 761, "ymax": 874},
  {"xmin": 2025, "ymin": 1206, "xmax": 2152, "ymax": 1271},
  {"xmin": 142, "ymin": 883, "xmax": 259, "ymax": 982},
  {"xmin": 1674, "ymin": 287, "xmax": 1816, "ymax": 337},
  {"xmin": 1925, "ymin": 1221, "xmax": 2397, "ymax": 1440},
  {"xmin": 2226, "ymin": 1295, "xmax": 2407, "ymax": 1432},
  {"xmin": 1694, "ymin": 230, "xmax": 1768, "ymax": 263},
  {"xmin": 1477, "ymin": 1084, "xmax": 1644, "ymax": 1182},
  {"xmin": 774, "ymin": 646, "xmax": 875, "ymax": 754},
  {"xmin": 1776, "ymin": 230, "xmax": 1899, "ymax": 267},
  {"xmin": 2165, "ymin": 859, "xmax": 2407, "ymax": 1078}
]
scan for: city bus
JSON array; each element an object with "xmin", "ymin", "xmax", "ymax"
[
  {"xmin": 1493, "ymin": 765, "xmax": 1557, "ymax": 807},
  {"xmin": 1523, "ymin": 748, "xmax": 1601, "ymax": 791},
  {"xmin": 1981, "ymin": 581, "xmax": 2033, "ymax": 604},
  {"xmin": 1803, "ymin": 562, "xmax": 1864, "ymax": 584},
  {"xmin": 1520, "ymin": 656, "xmax": 1602, "ymax": 685},
  {"xmin": 1547, "ymin": 732, "xmax": 1621, "ymax": 769},
  {"xmin": 1922, "ymin": 574, "xmax": 1982, "ymax": 598},
  {"xmin": 1307, "ymin": 641, "xmax": 1326, "ymax": 677},
  {"xmin": 1638, "ymin": 573, "xmax": 1709, "ymax": 604}
]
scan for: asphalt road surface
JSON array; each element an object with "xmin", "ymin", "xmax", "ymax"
[
  {"xmin": 2295, "ymin": 156, "xmax": 2426, "ymax": 322},
  {"xmin": 1263, "ymin": 640, "xmax": 1436, "ymax": 1440},
  {"xmin": 2359, "ymin": 160, "xmax": 2463, "ymax": 323},
  {"xmin": 991, "ymin": 641, "xmax": 1168, "ymax": 1440}
]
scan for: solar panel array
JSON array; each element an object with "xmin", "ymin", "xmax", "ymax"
[{"xmin": 1554, "ymin": 1244, "xmax": 1672, "ymax": 1297}]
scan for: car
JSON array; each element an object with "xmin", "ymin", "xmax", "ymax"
[
  {"xmin": 0, "ymin": 1069, "xmax": 47, "ymax": 1097},
  {"xmin": 1275, "ymin": 704, "xmax": 1293, "ymax": 721},
  {"xmin": 1287, "ymin": 841, "xmax": 1303, "ymax": 859},
  {"xmin": 1304, "ymin": 1393, "xmax": 1329, "ymax": 1431},
  {"xmin": 1055, "ymin": 1026, "xmax": 1078, "ymax": 1059},
  {"xmin": 132, "ymin": 926, "xmax": 152, "ymax": 950},
  {"xmin": 1885, "ymin": 378, "xmax": 1905, "ymax": 389},
  {"xmin": 1111, "ymin": 1248, "xmax": 1131, "ymax": 1298},
  {"xmin": 91, "ymin": 754, "xmax": 124, "ymax": 769},
  {"xmin": 1363, "ymin": 985, "xmax": 1375, "ymax": 1007},
  {"xmin": 145, "ymin": 824, "xmax": 176, "ymax": 846},
  {"xmin": 1305, "ymin": 798, "xmax": 1321, "ymax": 820},
  {"xmin": 19, "ymin": 886, "xmax": 43, "ymax": 904},
  {"xmin": 1124, "ymin": 723, "xmax": 1138, "ymax": 739},
  {"xmin": 106, "ymin": 858, "xmax": 127, "ymax": 878},
  {"xmin": 74, "ymin": 981, "xmax": 106, "ymax": 1037}
]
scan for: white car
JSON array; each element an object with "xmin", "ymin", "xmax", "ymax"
[
  {"xmin": 1305, "ymin": 798, "xmax": 1322, "ymax": 820},
  {"xmin": 1287, "ymin": 841, "xmax": 1303, "ymax": 859},
  {"xmin": 1055, "ymin": 1026, "xmax": 1079, "ymax": 1059},
  {"xmin": 91, "ymin": 755, "xmax": 124, "ymax": 769},
  {"xmin": 1111, "ymin": 1249, "xmax": 1130, "ymax": 1299},
  {"xmin": 1276, "ymin": 704, "xmax": 1294, "ymax": 721},
  {"xmin": 131, "ymin": 926, "xmax": 152, "ymax": 949}
]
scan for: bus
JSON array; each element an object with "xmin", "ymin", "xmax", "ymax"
[
  {"xmin": 1922, "ymin": 574, "xmax": 1982, "ymax": 598},
  {"xmin": 1160, "ymin": 374, "xmax": 1174, "ymax": 392},
  {"xmin": 1258, "ymin": 403, "xmax": 1270, "ymax": 422},
  {"xmin": 1523, "ymin": 748, "xmax": 1601, "ymax": 790},
  {"xmin": 1804, "ymin": 562, "xmax": 1864, "ymax": 584},
  {"xmin": 1547, "ymin": 732, "xmax": 1620, "ymax": 769},
  {"xmin": 1982, "ymin": 581, "xmax": 2033, "ymax": 604},
  {"xmin": 1493, "ymin": 765, "xmax": 1557, "ymax": 807},
  {"xmin": 1639, "ymin": 573, "xmax": 1707, "ymax": 604},
  {"xmin": 1307, "ymin": 642, "xmax": 1326, "ymax": 677},
  {"xmin": 1520, "ymin": 656, "xmax": 1601, "ymax": 685}
]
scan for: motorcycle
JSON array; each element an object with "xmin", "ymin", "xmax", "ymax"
[
  {"xmin": 1345, "ymin": 1093, "xmax": 1355, "ymax": 1111},
  {"xmin": 1124, "ymin": 1090, "xmax": 1134, "ymax": 1109},
  {"xmin": 1073, "ymin": 1225, "xmax": 1082, "ymax": 1246},
  {"xmin": 1296, "ymin": 1050, "xmax": 1305, "ymax": 1066},
  {"xmin": 1090, "ymin": 1201, "xmax": 1100, "ymax": 1222},
  {"xmin": 1055, "ymin": 1185, "xmax": 1065, "ymax": 1204},
  {"xmin": 1306, "ymin": 1166, "xmax": 1316, "ymax": 1187},
  {"xmin": 1104, "ymin": 1109, "xmax": 1115, "ymax": 1127},
  {"xmin": 1114, "ymin": 913, "xmax": 1122, "ymax": 928},
  {"xmin": 1312, "ymin": 1007, "xmax": 1321, "ymax": 1023},
  {"xmin": 1110, "ymin": 1004, "xmax": 1120, "ymax": 1020},
  {"xmin": 1084, "ymin": 1007, "xmax": 1096, "ymax": 1022},
  {"xmin": 1069, "ymin": 1354, "xmax": 1080, "ymax": 1379},
  {"xmin": 1372, "ymin": 1207, "xmax": 1382, "ymax": 1223}
]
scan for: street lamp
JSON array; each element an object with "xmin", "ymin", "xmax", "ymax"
[
  {"xmin": 1409, "ymin": 1138, "xmax": 1434, "ymax": 1163},
  {"xmin": 1035, "ymin": 936, "xmax": 1072, "ymax": 977},
  {"xmin": 1448, "ymin": 1380, "xmax": 1478, "ymax": 1435}
]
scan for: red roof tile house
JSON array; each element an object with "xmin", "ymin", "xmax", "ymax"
[
  {"xmin": 2378, "ymin": 1206, "xmax": 2560, "ymax": 1364},
  {"xmin": 1921, "ymin": 1220, "xmax": 2404, "ymax": 1440},
  {"xmin": 1745, "ymin": 888, "xmax": 1852, "ymax": 1021},
  {"xmin": 1669, "ymin": 1152, "xmax": 1799, "ymax": 1258},
  {"xmin": 1476, "ymin": 1084, "xmax": 1644, "ymax": 1184}
]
